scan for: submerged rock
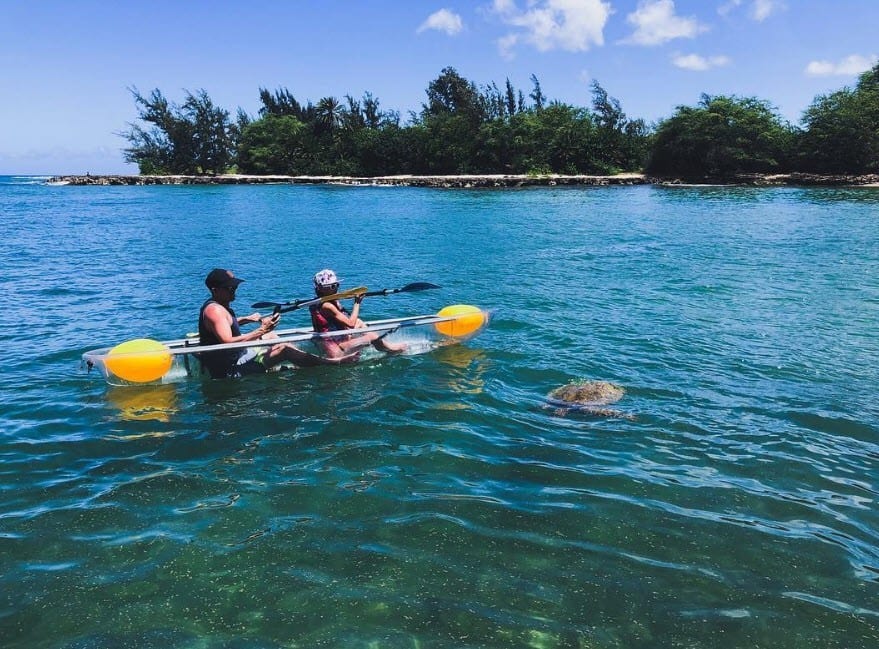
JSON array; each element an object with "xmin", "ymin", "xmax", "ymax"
[{"xmin": 545, "ymin": 380, "xmax": 634, "ymax": 419}]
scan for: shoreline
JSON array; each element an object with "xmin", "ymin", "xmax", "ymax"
[{"xmin": 47, "ymin": 172, "xmax": 879, "ymax": 188}]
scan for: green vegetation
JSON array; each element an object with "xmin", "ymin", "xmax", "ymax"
[
  {"xmin": 646, "ymin": 95, "xmax": 793, "ymax": 177},
  {"xmin": 122, "ymin": 88, "xmax": 238, "ymax": 175},
  {"xmin": 796, "ymin": 65, "xmax": 879, "ymax": 173},
  {"xmin": 121, "ymin": 64, "xmax": 879, "ymax": 179}
]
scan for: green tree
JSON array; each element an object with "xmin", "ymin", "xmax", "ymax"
[
  {"xmin": 590, "ymin": 81, "xmax": 650, "ymax": 171},
  {"xmin": 258, "ymin": 87, "xmax": 308, "ymax": 120},
  {"xmin": 121, "ymin": 87, "xmax": 235, "ymax": 174},
  {"xmin": 536, "ymin": 103, "xmax": 599, "ymax": 174},
  {"xmin": 237, "ymin": 114, "xmax": 307, "ymax": 174},
  {"xmin": 184, "ymin": 89, "xmax": 235, "ymax": 174},
  {"xmin": 423, "ymin": 67, "xmax": 484, "ymax": 123},
  {"xmin": 314, "ymin": 96, "xmax": 344, "ymax": 134},
  {"xmin": 473, "ymin": 119, "xmax": 516, "ymax": 172},
  {"xmin": 121, "ymin": 88, "xmax": 191, "ymax": 174},
  {"xmin": 647, "ymin": 94, "xmax": 793, "ymax": 178},
  {"xmin": 419, "ymin": 68, "xmax": 487, "ymax": 173},
  {"xmin": 352, "ymin": 124, "xmax": 423, "ymax": 175},
  {"xmin": 505, "ymin": 79, "xmax": 518, "ymax": 118},
  {"xmin": 529, "ymin": 74, "xmax": 545, "ymax": 111},
  {"xmin": 797, "ymin": 63, "xmax": 879, "ymax": 173}
]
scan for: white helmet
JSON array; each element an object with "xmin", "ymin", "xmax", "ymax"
[{"xmin": 313, "ymin": 269, "xmax": 340, "ymax": 288}]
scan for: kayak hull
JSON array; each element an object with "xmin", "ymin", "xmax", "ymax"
[{"xmin": 82, "ymin": 310, "xmax": 490, "ymax": 386}]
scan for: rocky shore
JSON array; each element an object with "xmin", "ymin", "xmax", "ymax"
[
  {"xmin": 47, "ymin": 172, "xmax": 879, "ymax": 188},
  {"xmin": 47, "ymin": 173, "xmax": 649, "ymax": 188}
]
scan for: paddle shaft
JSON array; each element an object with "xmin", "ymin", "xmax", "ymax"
[
  {"xmin": 253, "ymin": 282, "xmax": 438, "ymax": 311},
  {"xmin": 252, "ymin": 286, "xmax": 368, "ymax": 313}
]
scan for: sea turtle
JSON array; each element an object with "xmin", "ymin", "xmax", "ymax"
[{"xmin": 545, "ymin": 380, "xmax": 634, "ymax": 419}]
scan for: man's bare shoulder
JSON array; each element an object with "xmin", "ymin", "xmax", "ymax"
[{"xmin": 203, "ymin": 302, "xmax": 230, "ymax": 319}]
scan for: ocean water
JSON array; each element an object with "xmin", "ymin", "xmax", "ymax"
[{"xmin": 1, "ymin": 174, "xmax": 878, "ymax": 648}]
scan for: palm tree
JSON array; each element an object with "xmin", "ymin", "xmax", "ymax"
[{"xmin": 315, "ymin": 96, "xmax": 344, "ymax": 135}]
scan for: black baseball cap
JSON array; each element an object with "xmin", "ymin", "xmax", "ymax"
[{"xmin": 205, "ymin": 268, "xmax": 245, "ymax": 289}]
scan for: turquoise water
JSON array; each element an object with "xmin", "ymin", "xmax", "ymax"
[{"xmin": 1, "ymin": 175, "xmax": 878, "ymax": 647}]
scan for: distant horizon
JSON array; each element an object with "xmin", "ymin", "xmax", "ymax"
[{"xmin": 2, "ymin": 1, "xmax": 877, "ymax": 175}]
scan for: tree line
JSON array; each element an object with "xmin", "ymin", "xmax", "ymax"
[{"xmin": 121, "ymin": 64, "xmax": 879, "ymax": 179}]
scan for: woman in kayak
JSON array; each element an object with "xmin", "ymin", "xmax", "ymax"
[
  {"xmin": 309, "ymin": 269, "xmax": 406, "ymax": 359},
  {"xmin": 199, "ymin": 268, "xmax": 349, "ymax": 379}
]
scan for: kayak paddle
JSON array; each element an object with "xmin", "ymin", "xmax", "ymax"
[
  {"xmin": 252, "ymin": 286, "xmax": 368, "ymax": 313},
  {"xmin": 253, "ymin": 282, "xmax": 438, "ymax": 310},
  {"xmin": 363, "ymin": 281, "xmax": 441, "ymax": 297}
]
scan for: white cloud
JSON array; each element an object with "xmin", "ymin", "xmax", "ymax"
[
  {"xmin": 623, "ymin": 0, "xmax": 707, "ymax": 46},
  {"xmin": 497, "ymin": 33, "xmax": 520, "ymax": 60},
  {"xmin": 491, "ymin": 0, "xmax": 612, "ymax": 56},
  {"xmin": 718, "ymin": 0, "xmax": 783, "ymax": 21},
  {"xmin": 672, "ymin": 53, "xmax": 731, "ymax": 71},
  {"xmin": 805, "ymin": 54, "xmax": 878, "ymax": 77},
  {"xmin": 717, "ymin": 0, "xmax": 742, "ymax": 18},
  {"xmin": 417, "ymin": 9, "xmax": 464, "ymax": 36},
  {"xmin": 750, "ymin": 0, "xmax": 781, "ymax": 21}
]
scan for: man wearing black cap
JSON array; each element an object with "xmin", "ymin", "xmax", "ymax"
[{"xmin": 199, "ymin": 268, "xmax": 336, "ymax": 378}]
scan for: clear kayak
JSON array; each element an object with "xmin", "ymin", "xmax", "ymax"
[{"xmin": 82, "ymin": 306, "xmax": 490, "ymax": 386}]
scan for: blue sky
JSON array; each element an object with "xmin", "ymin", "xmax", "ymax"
[{"xmin": 1, "ymin": 0, "xmax": 876, "ymax": 174}]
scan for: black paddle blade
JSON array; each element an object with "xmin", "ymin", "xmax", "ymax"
[
  {"xmin": 364, "ymin": 282, "xmax": 441, "ymax": 297},
  {"xmin": 398, "ymin": 282, "xmax": 441, "ymax": 292},
  {"xmin": 251, "ymin": 301, "xmax": 282, "ymax": 309}
]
